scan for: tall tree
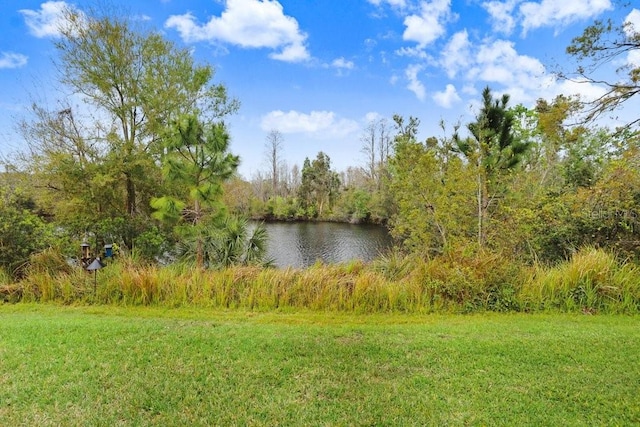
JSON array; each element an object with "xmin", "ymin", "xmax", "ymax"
[
  {"xmin": 393, "ymin": 114, "xmax": 420, "ymax": 142},
  {"xmin": 563, "ymin": 6, "xmax": 640, "ymax": 130},
  {"xmin": 455, "ymin": 87, "xmax": 530, "ymax": 246},
  {"xmin": 55, "ymin": 7, "xmax": 237, "ymax": 215},
  {"xmin": 264, "ymin": 129, "xmax": 284, "ymax": 197},
  {"xmin": 360, "ymin": 118, "xmax": 393, "ymax": 191},
  {"xmin": 360, "ymin": 120, "xmax": 378, "ymax": 186},
  {"xmin": 22, "ymin": 105, "xmax": 108, "ymax": 231},
  {"xmin": 22, "ymin": 6, "xmax": 238, "ymax": 250},
  {"xmin": 298, "ymin": 152, "xmax": 341, "ymax": 218},
  {"xmin": 389, "ymin": 128, "xmax": 475, "ymax": 254},
  {"xmin": 152, "ymin": 115, "xmax": 239, "ymax": 268}
]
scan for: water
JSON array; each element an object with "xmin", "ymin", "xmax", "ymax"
[{"xmin": 257, "ymin": 222, "xmax": 393, "ymax": 268}]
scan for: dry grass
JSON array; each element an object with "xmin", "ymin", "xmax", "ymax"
[{"xmin": 5, "ymin": 247, "xmax": 640, "ymax": 314}]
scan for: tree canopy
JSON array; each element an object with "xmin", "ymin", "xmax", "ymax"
[
  {"xmin": 20, "ymin": 6, "xmax": 238, "ymax": 256},
  {"xmin": 564, "ymin": 7, "xmax": 640, "ymax": 130}
]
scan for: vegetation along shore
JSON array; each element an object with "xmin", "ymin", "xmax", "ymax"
[
  {"xmin": 1, "ymin": 5, "xmax": 639, "ymax": 425},
  {"xmin": 1, "ymin": 4, "xmax": 639, "ymax": 314}
]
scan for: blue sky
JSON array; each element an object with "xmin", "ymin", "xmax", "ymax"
[{"xmin": 1, "ymin": 0, "xmax": 639, "ymax": 178}]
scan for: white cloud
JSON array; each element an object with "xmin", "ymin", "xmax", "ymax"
[
  {"xmin": 367, "ymin": 0, "xmax": 407, "ymax": 8},
  {"xmin": 405, "ymin": 64, "xmax": 426, "ymax": 101},
  {"xmin": 433, "ymin": 84, "xmax": 461, "ymax": 108},
  {"xmin": 623, "ymin": 9, "xmax": 640, "ymax": 66},
  {"xmin": 260, "ymin": 110, "xmax": 359, "ymax": 138},
  {"xmin": 364, "ymin": 111, "xmax": 383, "ymax": 123},
  {"xmin": 541, "ymin": 77, "xmax": 608, "ymax": 106},
  {"xmin": 403, "ymin": 0, "xmax": 453, "ymax": 48},
  {"xmin": 324, "ymin": 57, "xmax": 355, "ymax": 76},
  {"xmin": 435, "ymin": 33, "xmax": 611, "ymax": 107},
  {"xmin": 271, "ymin": 43, "xmax": 309, "ymax": 62},
  {"xmin": 441, "ymin": 30, "xmax": 471, "ymax": 78},
  {"xmin": 0, "ymin": 52, "xmax": 28, "ymax": 69},
  {"xmin": 483, "ymin": 0, "xmax": 519, "ymax": 35},
  {"xmin": 19, "ymin": 1, "xmax": 72, "ymax": 38},
  {"xmin": 520, "ymin": 0, "xmax": 612, "ymax": 34},
  {"xmin": 395, "ymin": 46, "xmax": 429, "ymax": 59},
  {"xmin": 462, "ymin": 84, "xmax": 478, "ymax": 96},
  {"xmin": 471, "ymin": 39, "xmax": 545, "ymax": 89},
  {"xmin": 331, "ymin": 57, "xmax": 355, "ymax": 70},
  {"xmin": 627, "ymin": 50, "xmax": 640, "ymax": 67},
  {"xmin": 624, "ymin": 9, "xmax": 640, "ymax": 37},
  {"xmin": 165, "ymin": 0, "xmax": 310, "ymax": 63}
]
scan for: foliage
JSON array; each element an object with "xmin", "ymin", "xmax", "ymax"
[
  {"xmin": 264, "ymin": 196, "xmax": 298, "ymax": 220},
  {"xmin": 297, "ymin": 152, "xmax": 341, "ymax": 218},
  {"xmin": 334, "ymin": 187, "xmax": 372, "ymax": 223},
  {"xmin": 562, "ymin": 127, "xmax": 611, "ymax": 188},
  {"xmin": 521, "ymin": 247, "xmax": 640, "ymax": 313},
  {"xmin": 0, "ymin": 186, "xmax": 54, "ymax": 279},
  {"xmin": 132, "ymin": 226, "xmax": 173, "ymax": 263},
  {"xmin": 5, "ymin": 0, "xmax": 640, "ymax": 299},
  {"xmin": 152, "ymin": 115, "xmax": 240, "ymax": 268},
  {"xmin": 388, "ymin": 135, "xmax": 475, "ymax": 254},
  {"xmin": 222, "ymin": 175, "xmax": 254, "ymax": 213},
  {"xmin": 455, "ymin": 86, "xmax": 531, "ymax": 246},
  {"xmin": 174, "ymin": 216, "xmax": 269, "ymax": 269},
  {"xmin": 567, "ymin": 152, "xmax": 640, "ymax": 258},
  {"xmin": 9, "ymin": 244, "xmax": 639, "ymax": 314},
  {"xmin": 21, "ymin": 6, "xmax": 237, "ymax": 251}
]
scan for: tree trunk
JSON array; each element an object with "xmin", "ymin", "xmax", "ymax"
[
  {"xmin": 194, "ymin": 198, "xmax": 204, "ymax": 269},
  {"xmin": 125, "ymin": 173, "xmax": 136, "ymax": 216},
  {"xmin": 477, "ymin": 172, "xmax": 483, "ymax": 247}
]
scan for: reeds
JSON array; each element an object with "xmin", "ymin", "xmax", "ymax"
[
  {"xmin": 521, "ymin": 247, "xmax": 640, "ymax": 313},
  {"xmin": 6, "ymin": 247, "xmax": 640, "ymax": 313}
]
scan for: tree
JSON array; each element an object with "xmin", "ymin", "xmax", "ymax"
[
  {"xmin": 0, "ymin": 186, "xmax": 53, "ymax": 278},
  {"xmin": 152, "ymin": 115, "xmax": 239, "ymax": 268},
  {"xmin": 222, "ymin": 175, "xmax": 256, "ymax": 215},
  {"xmin": 563, "ymin": 7, "xmax": 640, "ymax": 130},
  {"xmin": 392, "ymin": 114, "xmax": 420, "ymax": 142},
  {"xmin": 361, "ymin": 120, "xmax": 378, "ymax": 186},
  {"xmin": 22, "ymin": 105, "xmax": 111, "ymax": 232},
  {"xmin": 360, "ymin": 118, "xmax": 393, "ymax": 191},
  {"xmin": 389, "ymin": 120, "xmax": 475, "ymax": 254},
  {"xmin": 297, "ymin": 152, "xmax": 341, "ymax": 218},
  {"xmin": 22, "ymin": 6, "xmax": 238, "ymax": 250},
  {"xmin": 175, "ymin": 215, "xmax": 268, "ymax": 269},
  {"xmin": 264, "ymin": 129, "xmax": 284, "ymax": 197},
  {"xmin": 531, "ymin": 95, "xmax": 583, "ymax": 188},
  {"xmin": 562, "ymin": 128, "xmax": 612, "ymax": 189},
  {"xmin": 455, "ymin": 87, "xmax": 530, "ymax": 246}
]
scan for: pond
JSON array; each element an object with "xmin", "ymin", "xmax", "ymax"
[{"xmin": 257, "ymin": 221, "xmax": 393, "ymax": 268}]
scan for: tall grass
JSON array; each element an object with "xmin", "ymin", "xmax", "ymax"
[
  {"xmin": 521, "ymin": 247, "xmax": 640, "ymax": 313},
  {"xmin": 6, "ymin": 247, "xmax": 640, "ymax": 313}
]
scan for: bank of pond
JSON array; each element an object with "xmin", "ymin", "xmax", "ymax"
[{"xmin": 2, "ymin": 246, "xmax": 639, "ymax": 314}]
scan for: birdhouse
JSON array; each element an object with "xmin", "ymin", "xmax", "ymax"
[{"xmin": 81, "ymin": 241, "xmax": 91, "ymax": 260}]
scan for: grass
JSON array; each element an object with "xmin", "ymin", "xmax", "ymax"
[
  {"xmin": 7, "ymin": 246, "xmax": 639, "ymax": 314},
  {"xmin": 0, "ymin": 304, "xmax": 639, "ymax": 426}
]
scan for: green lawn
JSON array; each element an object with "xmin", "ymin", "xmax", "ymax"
[{"xmin": 0, "ymin": 305, "xmax": 638, "ymax": 426}]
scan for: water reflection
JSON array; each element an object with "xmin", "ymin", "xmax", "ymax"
[{"xmin": 257, "ymin": 222, "xmax": 393, "ymax": 268}]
